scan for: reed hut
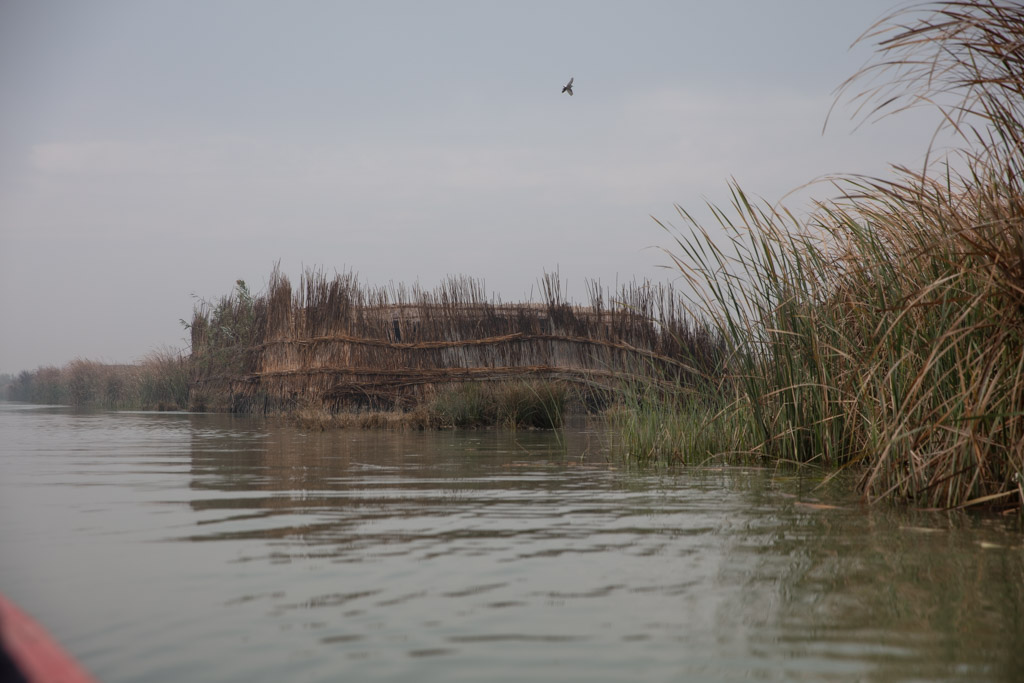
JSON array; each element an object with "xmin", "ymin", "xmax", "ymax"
[{"xmin": 189, "ymin": 268, "xmax": 723, "ymax": 414}]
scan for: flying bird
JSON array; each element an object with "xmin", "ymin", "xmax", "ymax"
[{"xmin": 562, "ymin": 77, "xmax": 574, "ymax": 96}]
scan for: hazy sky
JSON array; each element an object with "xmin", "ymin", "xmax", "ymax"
[{"xmin": 0, "ymin": 0, "xmax": 945, "ymax": 373}]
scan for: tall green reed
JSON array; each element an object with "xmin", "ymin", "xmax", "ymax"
[{"xmin": 652, "ymin": 1, "xmax": 1024, "ymax": 509}]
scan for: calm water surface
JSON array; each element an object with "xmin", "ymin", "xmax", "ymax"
[{"xmin": 1, "ymin": 402, "xmax": 1022, "ymax": 682}]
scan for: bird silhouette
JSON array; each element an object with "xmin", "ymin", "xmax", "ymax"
[{"xmin": 562, "ymin": 77, "xmax": 574, "ymax": 96}]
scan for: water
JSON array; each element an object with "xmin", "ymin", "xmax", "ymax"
[{"xmin": 1, "ymin": 403, "xmax": 1022, "ymax": 682}]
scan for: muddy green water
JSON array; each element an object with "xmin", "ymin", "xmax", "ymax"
[{"xmin": 1, "ymin": 403, "xmax": 1022, "ymax": 682}]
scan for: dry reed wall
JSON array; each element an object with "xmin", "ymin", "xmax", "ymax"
[{"xmin": 189, "ymin": 269, "xmax": 722, "ymax": 413}]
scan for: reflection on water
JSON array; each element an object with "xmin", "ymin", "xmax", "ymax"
[{"xmin": 1, "ymin": 403, "xmax": 1022, "ymax": 682}]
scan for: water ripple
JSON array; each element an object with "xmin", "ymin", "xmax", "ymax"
[{"xmin": 3, "ymin": 406, "xmax": 1023, "ymax": 683}]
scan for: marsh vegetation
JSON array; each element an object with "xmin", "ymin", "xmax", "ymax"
[
  {"xmin": 620, "ymin": 0, "xmax": 1024, "ymax": 510},
  {"xmin": 5, "ymin": 351, "xmax": 189, "ymax": 411}
]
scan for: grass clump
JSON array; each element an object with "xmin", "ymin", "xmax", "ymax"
[
  {"xmin": 427, "ymin": 380, "xmax": 569, "ymax": 429},
  {"xmin": 607, "ymin": 381, "xmax": 758, "ymax": 465},
  {"xmin": 290, "ymin": 404, "xmax": 426, "ymax": 431},
  {"xmin": 285, "ymin": 380, "xmax": 570, "ymax": 430},
  {"xmin": 644, "ymin": 1, "xmax": 1024, "ymax": 509}
]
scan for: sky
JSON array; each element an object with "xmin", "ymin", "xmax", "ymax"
[{"xmin": 0, "ymin": 0, "xmax": 948, "ymax": 373}]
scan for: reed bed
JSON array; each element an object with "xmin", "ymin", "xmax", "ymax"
[
  {"xmin": 7, "ymin": 350, "xmax": 190, "ymax": 411},
  {"xmin": 646, "ymin": 0, "xmax": 1024, "ymax": 509}
]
